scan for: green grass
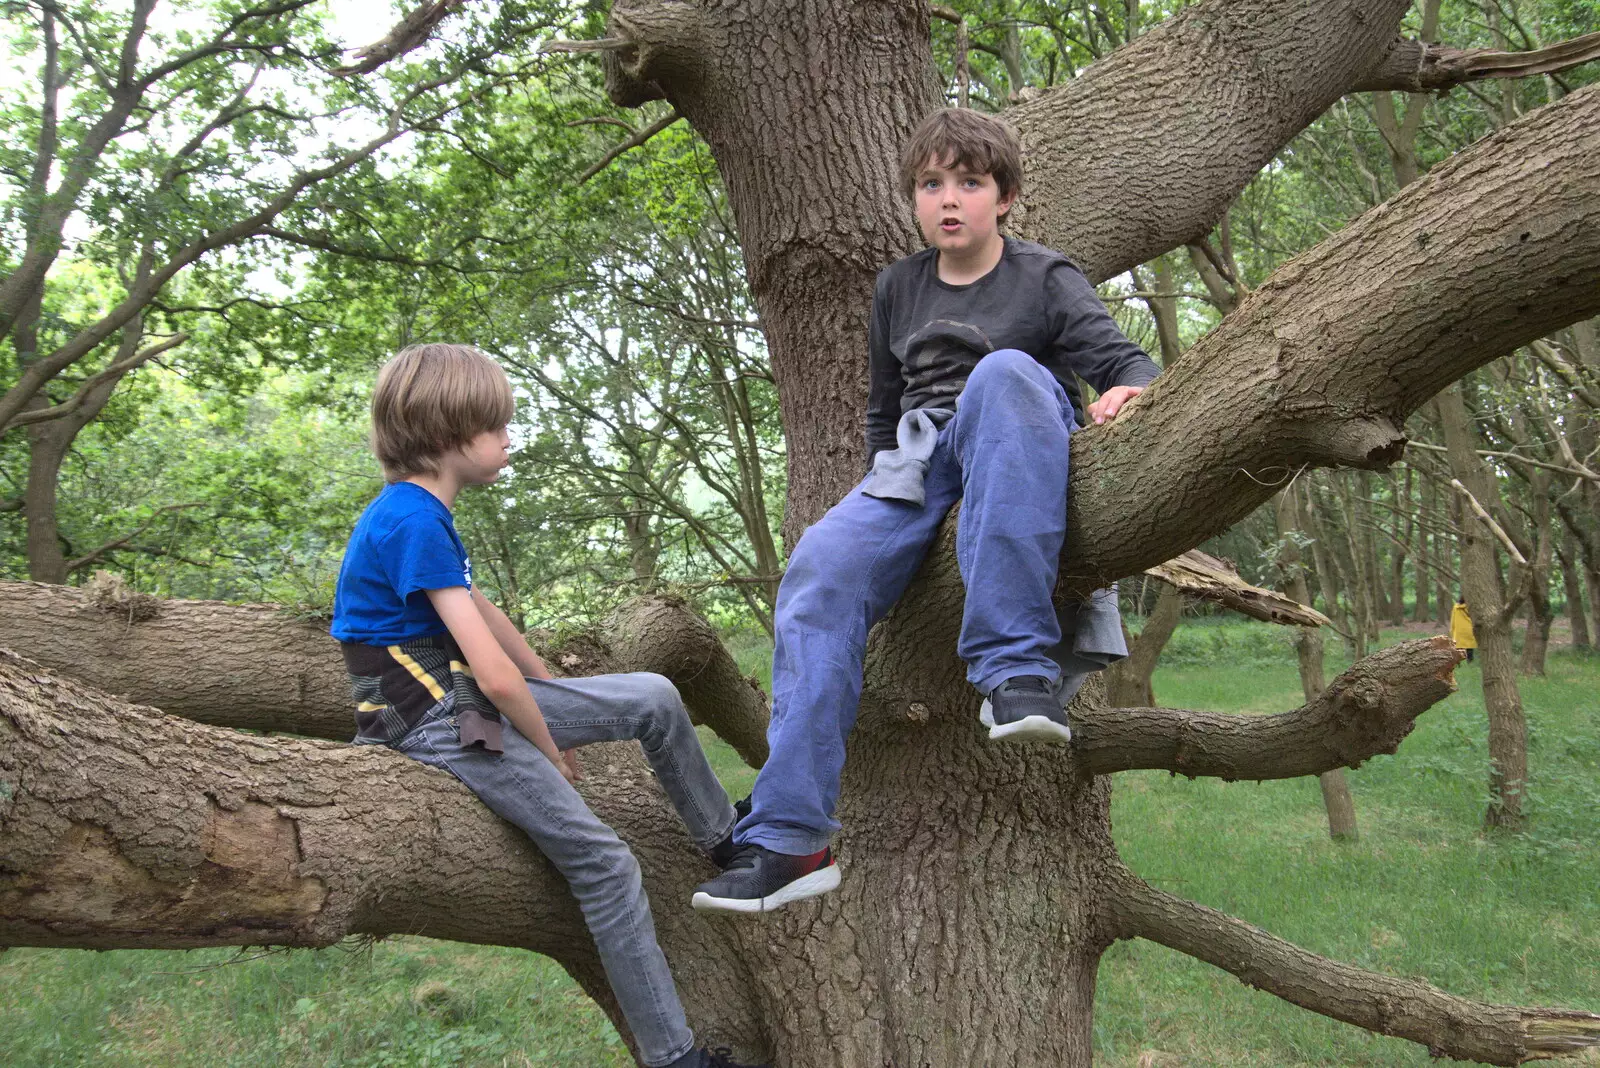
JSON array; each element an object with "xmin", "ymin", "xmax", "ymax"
[
  {"xmin": 3, "ymin": 625, "xmax": 1596, "ymax": 1066},
  {"xmin": 1096, "ymin": 627, "xmax": 1600, "ymax": 1067}
]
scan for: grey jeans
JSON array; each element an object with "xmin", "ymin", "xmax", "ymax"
[{"xmin": 390, "ymin": 671, "xmax": 735, "ymax": 1067}]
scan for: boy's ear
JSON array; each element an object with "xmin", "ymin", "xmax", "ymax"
[{"xmin": 996, "ymin": 189, "xmax": 1017, "ymax": 217}]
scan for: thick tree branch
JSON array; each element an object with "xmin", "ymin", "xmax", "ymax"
[
  {"xmin": 1110, "ymin": 866, "xmax": 1600, "ymax": 1065},
  {"xmin": 1011, "ymin": 0, "xmax": 1416, "ymax": 284},
  {"xmin": 0, "ymin": 583, "xmax": 768, "ymax": 766},
  {"xmin": 1048, "ymin": 83, "xmax": 1600, "ymax": 587},
  {"xmin": 1, "ymin": 333, "xmax": 188, "ymax": 432},
  {"xmin": 1073, "ymin": 637, "xmax": 1459, "ymax": 779},
  {"xmin": 335, "ymin": 0, "xmax": 472, "ymax": 76},
  {"xmin": 600, "ymin": 595, "xmax": 768, "ymax": 767},
  {"xmin": 0, "ymin": 649, "xmax": 764, "ymax": 1059},
  {"xmin": 1354, "ymin": 29, "xmax": 1600, "ymax": 93}
]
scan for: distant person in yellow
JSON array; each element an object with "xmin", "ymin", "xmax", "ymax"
[{"xmin": 1451, "ymin": 594, "xmax": 1477, "ymax": 662}]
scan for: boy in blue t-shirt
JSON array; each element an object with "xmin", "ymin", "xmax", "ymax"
[{"xmin": 332, "ymin": 342, "xmax": 761, "ymax": 1068}]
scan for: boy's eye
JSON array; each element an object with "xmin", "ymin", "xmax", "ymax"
[
  {"xmin": 960, "ymin": 178, "xmax": 980, "ymax": 189},
  {"xmin": 921, "ymin": 178, "xmax": 941, "ymax": 191}
]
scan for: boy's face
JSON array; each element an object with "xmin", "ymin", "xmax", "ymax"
[
  {"xmin": 912, "ymin": 154, "xmax": 1015, "ymax": 261},
  {"xmin": 453, "ymin": 426, "xmax": 511, "ymax": 486}
]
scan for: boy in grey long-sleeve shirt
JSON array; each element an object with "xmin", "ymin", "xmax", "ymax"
[{"xmin": 694, "ymin": 108, "xmax": 1161, "ymax": 915}]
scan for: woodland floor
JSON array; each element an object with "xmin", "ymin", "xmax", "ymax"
[{"xmin": 2, "ymin": 618, "xmax": 1597, "ymax": 1067}]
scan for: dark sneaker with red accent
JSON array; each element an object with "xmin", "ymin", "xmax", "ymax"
[
  {"xmin": 981, "ymin": 674, "xmax": 1072, "ymax": 744},
  {"xmin": 691, "ymin": 844, "xmax": 839, "ymax": 913},
  {"xmin": 703, "ymin": 1048, "xmax": 769, "ymax": 1068},
  {"xmin": 707, "ymin": 795, "xmax": 754, "ymax": 869},
  {"xmin": 669, "ymin": 1046, "xmax": 768, "ymax": 1068}
]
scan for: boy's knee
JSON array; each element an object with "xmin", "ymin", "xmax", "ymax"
[
  {"xmin": 635, "ymin": 672, "xmax": 687, "ymax": 722},
  {"xmin": 780, "ymin": 539, "xmax": 865, "ymax": 621},
  {"xmin": 965, "ymin": 348, "xmax": 1049, "ymax": 395},
  {"xmin": 577, "ymin": 834, "xmax": 644, "ymax": 901}
]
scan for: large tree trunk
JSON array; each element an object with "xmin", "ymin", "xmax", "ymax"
[
  {"xmin": 1517, "ymin": 485, "xmax": 1554, "ymax": 677},
  {"xmin": 604, "ymin": 0, "xmax": 1424, "ymax": 532}
]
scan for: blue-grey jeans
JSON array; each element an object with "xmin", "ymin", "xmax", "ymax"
[
  {"xmin": 389, "ymin": 671, "xmax": 735, "ymax": 1067},
  {"xmin": 739, "ymin": 349, "xmax": 1074, "ymax": 855}
]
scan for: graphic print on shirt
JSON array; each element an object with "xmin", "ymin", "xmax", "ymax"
[{"xmin": 902, "ymin": 319, "xmax": 994, "ymax": 411}]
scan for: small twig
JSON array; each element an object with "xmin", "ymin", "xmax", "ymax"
[
  {"xmin": 1407, "ymin": 440, "xmax": 1599, "ymax": 484},
  {"xmin": 576, "ymin": 110, "xmax": 682, "ymax": 184},
  {"xmin": 541, "ymin": 36, "xmax": 631, "ymax": 54},
  {"xmin": 1449, "ymin": 479, "xmax": 1528, "ymax": 566}
]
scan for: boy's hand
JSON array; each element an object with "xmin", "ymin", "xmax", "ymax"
[
  {"xmin": 1088, "ymin": 385, "xmax": 1145, "ymax": 425},
  {"xmin": 560, "ymin": 749, "xmax": 583, "ymax": 783}
]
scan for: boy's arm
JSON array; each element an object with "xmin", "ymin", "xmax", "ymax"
[
  {"xmin": 426, "ymin": 586, "xmax": 574, "ymax": 782},
  {"xmin": 1048, "ymin": 262, "xmax": 1160, "ymax": 422},
  {"xmin": 865, "ymin": 272, "xmax": 903, "ymax": 468},
  {"xmin": 471, "ymin": 587, "xmax": 553, "ymax": 680}
]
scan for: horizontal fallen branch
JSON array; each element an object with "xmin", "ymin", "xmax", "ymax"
[{"xmin": 1110, "ymin": 865, "xmax": 1600, "ymax": 1065}]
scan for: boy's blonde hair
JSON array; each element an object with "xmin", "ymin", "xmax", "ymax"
[
  {"xmin": 371, "ymin": 343, "xmax": 514, "ymax": 480},
  {"xmin": 898, "ymin": 108, "xmax": 1023, "ymax": 204}
]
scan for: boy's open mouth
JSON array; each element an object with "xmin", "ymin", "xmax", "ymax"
[{"xmin": 940, "ymin": 216, "xmax": 962, "ymax": 231}]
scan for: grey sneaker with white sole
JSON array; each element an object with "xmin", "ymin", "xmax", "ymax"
[{"xmin": 980, "ymin": 674, "xmax": 1073, "ymax": 743}]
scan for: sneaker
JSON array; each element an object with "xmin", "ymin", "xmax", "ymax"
[
  {"xmin": 675, "ymin": 1048, "xmax": 767, "ymax": 1068},
  {"xmin": 691, "ymin": 844, "xmax": 840, "ymax": 913},
  {"xmin": 702, "ymin": 1049, "xmax": 769, "ymax": 1068},
  {"xmin": 707, "ymin": 796, "xmax": 753, "ymax": 869},
  {"xmin": 980, "ymin": 674, "xmax": 1072, "ymax": 744}
]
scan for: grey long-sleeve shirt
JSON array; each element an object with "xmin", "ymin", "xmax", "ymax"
[{"xmin": 865, "ymin": 237, "xmax": 1160, "ymax": 466}]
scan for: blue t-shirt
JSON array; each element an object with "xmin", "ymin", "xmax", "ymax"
[{"xmin": 331, "ymin": 481, "xmax": 473, "ymax": 645}]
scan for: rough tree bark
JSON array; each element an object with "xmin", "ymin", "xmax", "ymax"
[{"xmin": 8, "ymin": 1, "xmax": 1600, "ymax": 1065}]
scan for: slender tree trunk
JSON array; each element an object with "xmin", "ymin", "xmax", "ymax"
[
  {"xmin": 1107, "ymin": 583, "xmax": 1182, "ymax": 706},
  {"xmin": 1414, "ymin": 481, "xmax": 1432, "ymax": 623},
  {"xmin": 1440, "ymin": 487, "xmax": 1462, "ymax": 628},
  {"xmin": 1392, "ymin": 468, "xmax": 1412, "ymax": 625},
  {"xmin": 24, "ymin": 418, "xmax": 71, "ymax": 583},
  {"xmin": 1557, "ymin": 533, "xmax": 1591, "ymax": 650},
  {"xmin": 1276, "ymin": 491, "xmax": 1358, "ymax": 839},
  {"xmin": 1145, "ymin": 254, "xmax": 1183, "ymax": 366},
  {"xmin": 1517, "ymin": 486, "xmax": 1553, "ymax": 676},
  {"xmin": 1438, "ymin": 383, "xmax": 1527, "ymax": 830}
]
